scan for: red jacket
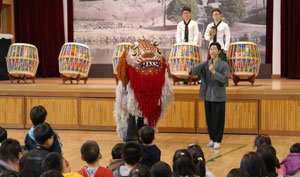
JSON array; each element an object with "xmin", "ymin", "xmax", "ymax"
[{"xmin": 78, "ymin": 166, "xmax": 114, "ymax": 177}]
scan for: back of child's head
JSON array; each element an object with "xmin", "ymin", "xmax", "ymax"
[
  {"xmin": 257, "ymin": 144, "xmax": 280, "ymax": 168},
  {"xmin": 33, "ymin": 123, "xmax": 53, "ymax": 145},
  {"xmin": 173, "ymin": 149, "xmax": 195, "ymax": 177},
  {"xmin": 30, "ymin": 105, "xmax": 47, "ymax": 126},
  {"xmin": 290, "ymin": 143, "xmax": 300, "ymax": 153},
  {"xmin": 112, "ymin": 143, "xmax": 125, "ymax": 159},
  {"xmin": 42, "ymin": 152, "xmax": 64, "ymax": 173},
  {"xmin": 0, "ymin": 170, "xmax": 20, "ymax": 177},
  {"xmin": 129, "ymin": 165, "xmax": 151, "ymax": 177},
  {"xmin": 187, "ymin": 145, "xmax": 206, "ymax": 177},
  {"xmin": 40, "ymin": 170, "xmax": 64, "ymax": 177},
  {"xmin": 151, "ymin": 161, "xmax": 172, "ymax": 177},
  {"xmin": 0, "ymin": 126, "xmax": 7, "ymax": 143},
  {"xmin": 138, "ymin": 126, "xmax": 155, "ymax": 144},
  {"xmin": 256, "ymin": 145, "xmax": 278, "ymax": 176},
  {"xmin": 240, "ymin": 152, "xmax": 268, "ymax": 177},
  {"xmin": 226, "ymin": 168, "xmax": 249, "ymax": 177},
  {"xmin": 122, "ymin": 141, "xmax": 142, "ymax": 165},
  {"xmin": 80, "ymin": 140, "xmax": 100, "ymax": 164},
  {"xmin": 254, "ymin": 134, "xmax": 271, "ymax": 149},
  {"xmin": 0, "ymin": 138, "xmax": 22, "ymax": 163}
]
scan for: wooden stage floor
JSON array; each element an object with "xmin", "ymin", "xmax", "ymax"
[
  {"xmin": 0, "ymin": 78, "xmax": 300, "ymax": 97},
  {"xmin": 7, "ymin": 129, "xmax": 300, "ymax": 177}
]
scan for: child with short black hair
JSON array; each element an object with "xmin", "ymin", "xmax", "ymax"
[
  {"xmin": 138, "ymin": 126, "xmax": 160, "ymax": 168},
  {"xmin": 40, "ymin": 170, "xmax": 64, "ymax": 177},
  {"xmin": 129, "ymin": 165, "xmax": 151, "ymax": 177},
  {"xmin": 113, "ymin": 142, "xmax": 142, "ymax": 177},
  {"xmin": 0, "ymin": 138, "xmax": 23, "ymax": 173},
  {"xmin": 19, "ymin": 123, "xmax": 54, "ymax": 177},
  {"xmin": 151, "ymin": 161, "xmax": 172, "ymax": 177},
  {"xmin": 25, "ymin": 105, "xmax": 62, "ymax": 154},
  {"xmin": 78, "ymin": 140, "xmax": 113, "ymax": 177},
  {"xmin": 0, "ymin": 126, "xmax": 7, "ymax": 146},
  {"xmin": 281, "ymin": 143, "xmax": 300, "ymax": 177},
  {"xmin": 107, "ymin": 143, "xmax": 125, "ymax": 171}
]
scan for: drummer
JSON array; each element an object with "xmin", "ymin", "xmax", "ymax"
[
  {"xmin": 176, "ymin": 6, "xmax": 199, "ymax": 44},
  {"xmin": 204, "ymin": 8, "xmax": 230, "ymax": 62}
]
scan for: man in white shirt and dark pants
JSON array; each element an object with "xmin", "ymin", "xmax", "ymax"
[
  {"xmin": 176, "ymin": 6, "xmax": 199, "ymax": 44},
  {"xmin": 204, "ymin": 8, "xmax": 230, "ymax": 62}
]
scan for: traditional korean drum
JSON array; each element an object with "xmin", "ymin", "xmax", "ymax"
[
  {"xmin": 112, "ymin": 42, "xmax": 131, "ymax": 74},
  {"xmin": 227, "ymin": 42, "xmax": 261, "ymax": 85},
  {"xmin": 168, "ymin": 42, "xmax": 201, "ymax": 79},
  {"xmin": 58, "ymin": 42, "xmax": 91, "ymax": 78},
  {"xmin": 6, "ymin": 43, "xmax": 39, "ymax": 78}
]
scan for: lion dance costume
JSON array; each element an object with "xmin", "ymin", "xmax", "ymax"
[{"xmin": 114, "ymin": 40, "xmax": 174, "ymax": 141}]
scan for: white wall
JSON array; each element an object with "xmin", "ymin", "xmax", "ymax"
[{"xmin": 272, "ymin": 0, "xmax": 281, "ymax": 76}]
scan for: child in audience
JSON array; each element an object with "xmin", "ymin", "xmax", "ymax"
[
  {"xmin": 40, "ymin": 170, "xmax": 64, "ymax": 177},
  {"xmin": 138, "ymin": 126, "xmax": 160, "ymax": 168},
  {"xmin": 0, "ymin": 138, "xmax": 23, "ymax": 173},
  {"xmin": 0, "ymin": 126, "xmax": 7, "ymax": 146},
  {"xmin": 281, "ymin": 143, "xmax": 300, "ymax": 177},
  {"xmin": 129, "ymin": 165, "xmax": 151, "ymax": 177},
  {"xmin": 254, "ymin": 134, "xmax": 272, "ymax": 150},
  {"xmin": 113, "ymin": 142, "xmax": 142, "ymax": 177},
  {"xmin": 240, "ymin": 152, "xmax": 269, "ymax": 177},
  {"xmin": 226, "ymin": 168, "xmax": 249, "ymax": 177},
  {"xmin": 19, "ymin": 123, "xmax": 54, "ymax": 177},
  {"xmin": 25, "ymin": 105, "xmax": 62, "ymax": 154},
  {"xmin": 151, "ymin": 161, "xmax": 172, "ymax": 177},
  {"xmin": 187, "ymin": 144, "xmax": 214, "ymax": 177},
  {"xmin": 107, "ymin": 143, "xmax": 125, "ymax": 171},
  {"xmin": 78, "ymin": 140, "xmax": 113, "ymax": 177},
  {"xmin": 173, "ymin": 149, "xmax": 197, "ymax": 177}
]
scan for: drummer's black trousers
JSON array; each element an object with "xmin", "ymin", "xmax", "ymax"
[{"xmin": 205, "ymin": 100, "xmax": 225, "ymax": 143}]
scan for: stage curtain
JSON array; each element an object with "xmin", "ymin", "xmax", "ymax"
[
  {"xmin": 14, "ymin": 0, "xmax": 65, "ymax": 77},
  {"xmin": 265, "ymin": 0, "xmax": 273, "ymax": 64},
  {"xmin": 67, "ymin": 0, "xmax": 73, "ymax": 42},
  {"xmin": 281, "ymin": 0, "xmax": 300, "ymax": 78}
]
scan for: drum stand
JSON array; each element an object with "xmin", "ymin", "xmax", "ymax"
[
  {"xmin": 60, "ymin": 74, "xmax": 88, "ymax": 84},
  {"xmin": 8, "ymin": 74, "xmax": 36, "ymax": 84},
  {"xmin": 232, "ymin": 74, "xmax": 256, "ymax": 86},
  {"xmin": 171, "ymin": 75, "xmax": 199, "ymax": 85}
]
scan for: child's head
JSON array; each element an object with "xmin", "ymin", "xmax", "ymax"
[
  {"xmin": 129, "ymin": 165, "xmax": 151, "ymax": 177},
  {"xmin": 226, "ymin": 168, "xmax": 249, "ymax": 177},
  {"xmin": 173, "ymin": 149, "xmax": 195, "ymax": 177},
  {"xmin": 30, "ymin": 105, "xmax": 47, "ymax": 126},
  {"xmin": 0, "ymin": 126, "xmax": 7, "ymax": 143},
  {"xmin": 112, "ymin": 143, "xmax": 125, "ymax": 159},
  {"xmin": 187, "ymin": 145, "xmax": 206, "ymax": 177},
  {"xmin": 42, "ymin": 152, "xmax": 64, "ymax": 173},
  {"xmin": 240, "ymin": 152, "xmax": 268, "ymax": 177},
  {"xmin": 80, "ymin": 140, "xmax": 101, "ymax": 164},
  {"xmin": 122, "ymin": 142, "xmax": 142, "ymax": 165},
  {"xmin": 33, "ymin": 123, "xmax": 54, "ymax": 147},
  {"xmin": 254, "ymin": 134, "xmax": 271, "ymax": 149},
  {"xmin": 151, "ymin": 161, "xmax": 172, "ymax": 177},
  {"xmin": 256, "ymin": 145, "xmax": 278, "ymax": 176},
  {"xmin": 40, "ymin": 170, "xmax": 64, "ymax": 177},
  {"xmin": 257, "ymin": 144, "xmax": 280, "ymax": 168},
  {"xmin": 0, "ymin": 138, "xmax": 23, "ymax": 172},
  {"xmin": 290, "ymin": 143, "xmax": 300, "ymax": 153},
  {"xmin": 138, "ymin": 126, "xmax": 155, "ymax": 145}
]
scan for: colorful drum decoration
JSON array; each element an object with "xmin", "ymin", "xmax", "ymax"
[
  {"xmin": 58, "ymin": 43, "xmax": 91, "ymax": 82},
  {"xmin": 227, "ymin": 42, "xmax": 261, "ymax": 85},
  {"xmin": 111, "ymin": 42, "xmax": 131, "ymax": 74},
  {"xmin": 168, "ymin": 43, "xmax": 201, "ymax": 79},
  {"xmin": 6, "ymin": 43, "xmax": 39, "ymax": 81}
]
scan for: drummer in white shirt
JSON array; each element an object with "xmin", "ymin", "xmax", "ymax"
[
  {"xmin": 176, "ymin": 6, "xmax": 199, "ymax": 44},
  {"xmin": 204, "ymin": 8, "xmax": 230, "ymax": 62}
]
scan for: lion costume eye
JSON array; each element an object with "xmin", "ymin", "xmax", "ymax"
[
  {"xmin": 156, "ymin": 49, "xmax": 161, "ymax": 55},
  {"xmin": 131, "ymin": 50, "xmax": 138, "ymax": 57}
]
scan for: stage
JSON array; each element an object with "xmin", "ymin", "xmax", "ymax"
[{"xmin": 0, "ymin": 78, "xmax": 300, "ymax": 136}]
